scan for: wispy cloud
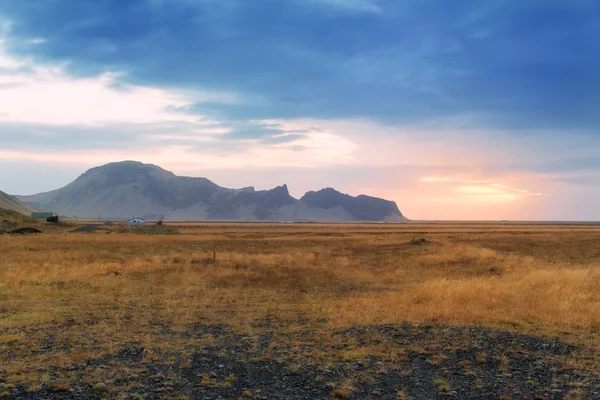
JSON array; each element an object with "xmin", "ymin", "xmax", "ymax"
[
  {"xmin": 0, "ymin": 36, "xmax": 241, "ymax": 126},
  {"xmin": 0, "ymin": 128, "xmax": 357, "ymax": 170},
  {"xmin": 0, "ymin": 70, "xmax": 198, "ymax": 126},
  {"xmin": 421, "ymin": 176, "xmax": 547, "ymax": 203},
  {"xmin": 308, "ymin": 0, "xmax": 382, "ymax": 13}
]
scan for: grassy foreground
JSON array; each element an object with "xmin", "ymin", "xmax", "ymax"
[{"xmin": 1, "ymin": 222, "xmax": 599, "ymax": 398}]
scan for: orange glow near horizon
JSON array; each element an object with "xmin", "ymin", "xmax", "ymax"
[{"xmin": 373, "ymin": 175, "xmax": 552, "ymax": 220}]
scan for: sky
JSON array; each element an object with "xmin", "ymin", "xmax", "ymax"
[{"xmin": 0, "ymin": 0, "xmax": 599, "ymax": 220}]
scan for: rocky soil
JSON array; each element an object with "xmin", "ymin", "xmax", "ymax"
[{"xmin": 3, "ymin": 324, "xmax": 599, "ymax": 399}]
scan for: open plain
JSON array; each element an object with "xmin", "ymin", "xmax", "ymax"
[{"xmin": 1, "ymin": 221, "xmax": 600, "ymax": 399}]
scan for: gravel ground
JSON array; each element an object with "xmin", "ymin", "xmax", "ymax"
[{"xmin": 4, "ymin": 323, "xmax": 599, "ymax": 399}]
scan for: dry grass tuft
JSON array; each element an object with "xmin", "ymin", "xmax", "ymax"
[
  {"xmin": 433, "ymin": 377, "xmax": 451, "ymax": 392},
  {"xmin": 397, "ymin": 390, "xmax": 412, "ymax": 400},
  {"xmin": 330, "ymin": 379, "xmax": 355, "ymax": 398}
]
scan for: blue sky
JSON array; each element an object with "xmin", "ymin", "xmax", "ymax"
[{"xmin": 0, "ymin": 0, "xmax": 599, "ymax": 220}]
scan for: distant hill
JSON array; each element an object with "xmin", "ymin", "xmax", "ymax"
[
  {"xmin": 17, "ymin": 161, "xmax": 408, "ymax": 222},
  {"xmin": 0, "ymin": 190, "xmax": 35, "ymax": 215},
  {"xmin": 0, "ymin": 207, "xmax": 37, "ymax": 224}
]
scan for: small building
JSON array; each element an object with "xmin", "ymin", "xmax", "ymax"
[
  {"xmin": 31, "ymin": 212, "xmax": 57, "ymax": 220},
  {"xmin": 128, "ymin": 217, "xmax": 147, "ymax": 226}
]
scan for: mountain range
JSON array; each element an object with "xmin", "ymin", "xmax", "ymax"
[{"xmin": 15, "ymin": 161, "xmax": 407, "ymax": 222}]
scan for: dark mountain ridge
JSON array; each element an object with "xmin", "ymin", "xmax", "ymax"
[
  {"xmin": 17, "ymin": 161, "xmax": 407, "ymax": 222},
  {"xmin": 301, "ymin": 188, "xmax": 401, "ymax": 222}
]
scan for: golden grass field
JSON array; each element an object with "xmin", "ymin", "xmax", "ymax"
[{"xmin": 1, "ymin": 221, "xmax": 600, "ymax": 397}]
